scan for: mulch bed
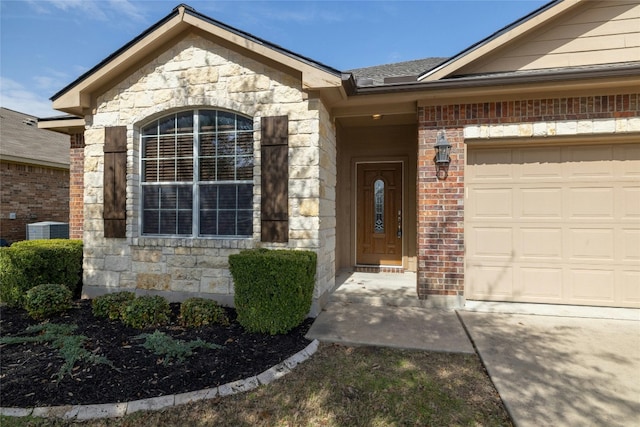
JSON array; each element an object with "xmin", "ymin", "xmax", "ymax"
[{"xmin": 0, "ymin": 300, "xmax": 313, "ymax": 408}]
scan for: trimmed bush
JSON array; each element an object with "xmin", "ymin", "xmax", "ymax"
[
  {"xmin": 92, "ymin": 291, "xmax": 136, "ymax": 320},
  {"xmin": 23, "ymin": 284, "xmax": 73, "ymax": 320},
  {"xmin": 179, "ymin": 297, "xmax": 229, "ymax": 327},
  {"xmin": 229, "ymin": 248, "xmax": 316, "ymax": 335},
  {"xmin": 121, "ymin": 295, "xmax": 171, "ymax": 329},
  {"xmin": 0, "ymin": 239, "xmax": 83, "ymax": 307}
]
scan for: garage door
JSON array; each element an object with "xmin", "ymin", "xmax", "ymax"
[{"xmin": 465, "ymin": 142, "xmax": 640, "ymax": 308}]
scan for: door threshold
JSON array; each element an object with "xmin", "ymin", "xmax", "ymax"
[{"xmin": 354, "ymin": 265, "xmax": 405, "ymax": 273}]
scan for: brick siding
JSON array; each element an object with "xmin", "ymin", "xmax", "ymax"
[
  {"xmin": 0, "ymin": 161, "xmax": 69, "ymax": 243},
  {"xmin": 69, "ymin": 133, "xmax": 85, "ymax": 239},
  {"xmin": 416, "ymin": 93, "xmax": 639, "ymax": 299}
]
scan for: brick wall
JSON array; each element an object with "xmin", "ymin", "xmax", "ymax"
[
  {"xmin": 416, "ymin": 127, "xmax": 465, "ymax": 298},
  {"xmin": 0, "ymin": 161, "xmax": 69, "ymax": 243},
  {"xmin": 69, "ymin": 133, "xmax": 85, "ymax": 239},
  {"xmin": 416, "ymin": 93, "xmax": 639, "ymax": 299}
]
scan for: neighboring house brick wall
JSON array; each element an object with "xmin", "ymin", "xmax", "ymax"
[
  {"xmin": 0, "ymin": 161, "xmax": 69, "ymax": 243},
  {"xmin": 81, "ymin": 33, "xmax": 336, "ymax": 313},
  {"xmin": 69, "ymin": 133, "xmax": 85, "ymax": 239},
  {"xmin": 416, "ymin": 93, "xmax": 639, "ymax": 300}
]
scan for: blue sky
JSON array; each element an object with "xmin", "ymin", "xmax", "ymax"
[{"xmin": 1, "ymin": 0, "xmax": 548, "ymax": 117}]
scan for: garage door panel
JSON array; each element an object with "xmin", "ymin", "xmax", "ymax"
[
  {"xmin": 622, "ymin": 187, "xmax": 640, "ymax": 218},
  {"xmin": 621, "ymin": 229, "xmax": 640, "ymax": 261},
  {"xmin": 468, "ymin": 149, "xmax": 513, "ymax": 180},
  {"xmin": 620, "ymin": 271, "xmax": 640, "ymax": 304},
  {"xmin": 521, "ymin": 188, "xmax": 562, "ymax": 218},
  {"xmin": 520, "ymin": 227, "xmax": 563, "ymax": 259},
  {"xmin": 520, "ymin": 147, "xmax": 563, "ymax": 178},
  {"xmin": 520, "ymin": 266, "xmax": 563, "ymax": 300},
  {"xmin": 617, "ymin": 144, "xmax": 640, "ymax": 177},
  {"xmin": 466, "ymin": 142, "xmax": 640, "ymax": 308},
  {"xmin": 569, "ymin": 228, "xmax": 614, "ymax": 261},
  {"xmin": 566, "ymin": 145, "xmax": 614, "ymax": 178},
  {"xmin": 467, "ymin": 264, "xmax": 513, "ymax": 298},
  {"xmin": 568, "ymin": 187, "xmax": 615, "ymax": 219},
  {"xmin": 470, "ymin": 188, "xmax": 512, "ymax": 218},
  {"xmin": 569, "ymin": 268, "xmax": 615, "ymax": 303},
  {"xmin": 472, "ymin": 227, "xmax": 513, "ymax": 258}
]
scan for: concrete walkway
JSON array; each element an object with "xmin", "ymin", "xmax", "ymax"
[{"xmin": 307, "ymin": 271, "xmax": 640, "ymax": 427}]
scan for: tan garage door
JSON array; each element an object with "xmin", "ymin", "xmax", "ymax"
[{"xmin": 465, "ymin": 142, "xmax": 640, "ymax": 308}]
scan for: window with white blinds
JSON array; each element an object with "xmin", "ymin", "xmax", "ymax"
[{"xmin": 141, "ymin": 110, "xmax": 253, "ymax": 237}]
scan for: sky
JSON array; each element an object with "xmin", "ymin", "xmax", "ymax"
[{"xmin": 1, "ymin": 0, "xmax": 549, "ymax": 118}]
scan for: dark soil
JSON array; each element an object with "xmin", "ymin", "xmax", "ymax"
[{"xmin": 0, "ymin": 300, "xmax": 313, "ymax": 408}]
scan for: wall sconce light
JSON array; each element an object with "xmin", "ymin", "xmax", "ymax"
[{"xmin": 434, "ymin": 129, "xmax": 451, "ymax": 180}]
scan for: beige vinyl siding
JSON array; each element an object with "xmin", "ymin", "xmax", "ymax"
[
  {"xmin": 459, "ymin": 1, "xmax": 640, "ymax": 75},
  {"xmin": 465, "ymin": 142, "xmax": 640, "ymax": 308}
]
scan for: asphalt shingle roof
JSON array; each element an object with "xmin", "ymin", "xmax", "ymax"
[
  {"xmin": 348, "ymin": 57, "xmax": 448, "ymax": 86},
  {"xmin": 0, "ymin": 107, "xmax": 70, "ymax": 168}
]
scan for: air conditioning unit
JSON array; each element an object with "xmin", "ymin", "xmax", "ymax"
[{"xmin": 27, "ymin": 222, "xmax": 69, "ymax": 240}]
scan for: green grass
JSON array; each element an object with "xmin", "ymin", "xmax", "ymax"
[{"xmin": 0, "ymin": 344, "xmax": 511, "ymax": 426}]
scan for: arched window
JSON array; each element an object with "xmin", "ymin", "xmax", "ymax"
[{"xmin": 140, "ymin": 110, "xmax": 253, "ymax": 237}]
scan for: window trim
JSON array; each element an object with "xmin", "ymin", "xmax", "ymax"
[{"xmin": 138, "ymin": 109, "xmax": 254, "ymax": 239}]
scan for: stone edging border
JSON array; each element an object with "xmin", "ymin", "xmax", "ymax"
[{"xmin": 1, "ymin": 339, "xmax": 319, "ymax": 421}]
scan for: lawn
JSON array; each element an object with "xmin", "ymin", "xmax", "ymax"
[{"xmin": 2, "ymin": 343, "xmax": 512, "ymax": 426}]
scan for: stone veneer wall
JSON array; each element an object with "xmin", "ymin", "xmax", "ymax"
[
  {"xmin": 417, "ymin": 93, "xmax": 640, "ymax": 301},
  {"xmin": 82, "ymin": 33, "xmax": 336, "ymax": 314}
]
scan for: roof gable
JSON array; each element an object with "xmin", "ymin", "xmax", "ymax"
[
  {"xmin": 52, "ymin": 4, "xmax": 343, "ymax": 115},
  {"xmin": 419, "ymin": 0, "xmax": 640, "ymax": 81}
]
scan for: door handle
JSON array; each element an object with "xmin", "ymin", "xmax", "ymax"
[{"xmin": 397, "ymin": 210, "xmax": 402, "ymax": 238}]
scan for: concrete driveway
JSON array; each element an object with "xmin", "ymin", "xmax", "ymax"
[{"xmin": 459, "ymin": 311, "xmax": 640, "ymax": 427}]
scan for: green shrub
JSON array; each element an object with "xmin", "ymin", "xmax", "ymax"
[
  {"xmin": 229, "ymin": 248, "xmax": 316, "ymax": 335},
  {"xmin": 121, "ymin": 295, "xmax": 171, "ymax": 329},
  {"xmin": 179, "ymin": 297, "xmax": 229, "ymax": 327},
  {"xmin": 0, "ymin": 239, "xmax": 83, "ymax": 307},
  {"xmin": 23, "ymin": 284, "xmax": 73, "ymax": 320},
  {"xmin": 92, "ymin": 291, "xmax": 136, "ymax": 320},
  {"xmin": 0, "ymin": 323, "xmax": 111, "ymax": 379},
  {"xmin": 135, "ymin": 330, "xmax": 222, "ymax": 365}
]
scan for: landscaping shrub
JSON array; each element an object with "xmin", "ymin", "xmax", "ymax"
[
  {"xmin": 121, "ymin": 295, "xmax": 171, "ymax": 329},
  {"xmin": 0, "ymin": 239, "xmax": 83, "ymax": 307},
  {"xmin": 23, "ymin": 284, "xmax": 73, "ymax": 320},
  {"xmin": 92, "ymin": 291, "xmax": 136, "ymax": 320},
  {"xmin": 229, "ymin": 248, "xmax": 316, "ymax": 335},
  {"xmin": 0, "ymin": 323, "xmax": 111, "ymax": 379},
  {"xmin": 179, "ymin": 297, "xmax": 229, "ymax": 327},
  {"xmin": 135, "ymin": 330, "xmax": 222, "ymax": 365}
]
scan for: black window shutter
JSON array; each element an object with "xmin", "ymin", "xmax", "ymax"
[
  {"xmin": 261, "ymin": 116, "xmax": 288, "ymax": 243},
  {"xmin": 104, "ymin": 126, "xmax": 127, "ymax": 238}
]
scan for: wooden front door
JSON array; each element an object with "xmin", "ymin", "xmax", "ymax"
[{"xmin": 356, "ymin": 162, "xmax": 403, "ymax": 266}]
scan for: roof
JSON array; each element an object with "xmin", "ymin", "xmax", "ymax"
[
  {"xmin": 349, "ymin": 58, "xmax": 448, "ymax": 86},
  {"xmin": 0, "ymin": 107, "xmax": 70, "ymax": 169},
  {"xmin": 51, "ymin": 4, "xmax": 344, "ymax": 115}
]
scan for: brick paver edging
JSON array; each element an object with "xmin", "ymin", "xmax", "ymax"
[{"xmin": 1, "ymin": 339, "xmax": 319, "ymax": 420}]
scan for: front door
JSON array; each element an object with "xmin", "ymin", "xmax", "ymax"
[{"xmin": 356, "ymin": 162, "xmax": 403, "ymax": 266}]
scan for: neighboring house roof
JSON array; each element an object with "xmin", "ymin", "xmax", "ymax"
[{"xmin": 0, "ymin": 107, "xmax": 70, "ymax": 169}]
